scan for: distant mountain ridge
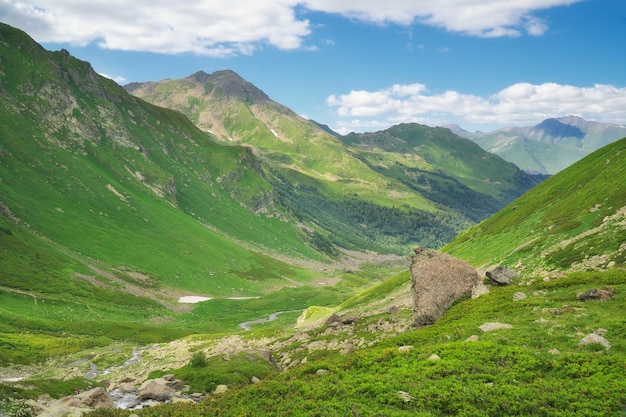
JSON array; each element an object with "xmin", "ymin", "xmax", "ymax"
[{"xmin": 448, "ymin": 116, "xmax": 626, "ymax": 174}]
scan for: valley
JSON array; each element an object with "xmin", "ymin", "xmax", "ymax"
[{"xmin": 0, "ymin": 22, "xmax": 625, "ymax": 416}]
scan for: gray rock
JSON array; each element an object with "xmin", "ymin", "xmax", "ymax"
[
  {"xmin": 485, "ymin": 267, "xmax": 519, "ymax": 285},
  {"xmin": 411, "ymin": 246, "xmax": 481, "ymax": 326},
  {"xmin": 471, "ymin": 283, "xmax": 490, "ymax": 298},
  {"xmin": 579, "ymin": 333, "xmax": 611, "ymax": 350},
  {"xmin": 315, "ymin": 369, "xmax": 329, "ymax": 376},
  {"xmin": 479, "ymin": 322, "xmax": 513, "ymax": 332}
]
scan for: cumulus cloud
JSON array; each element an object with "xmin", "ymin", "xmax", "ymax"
[
  {"xmin": 0, "ymin": 0, "xmax": 582, "ymax": 56},
  {"xmin": 327, "ymin": 82, "xmax": 626, "ymax": 134}
]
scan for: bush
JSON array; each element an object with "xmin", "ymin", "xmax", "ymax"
[{"xmin": 189, "ymin": 351, "xmax": 207, "ymax": 368}]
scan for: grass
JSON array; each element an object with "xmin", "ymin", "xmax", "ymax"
[
  {"xmin": 443, "ymin": 137, "xmax": 626, "ymax": 270},
  {"xmin": 84, "ymin": 268, "xmax": 626, "ymax": 416}
]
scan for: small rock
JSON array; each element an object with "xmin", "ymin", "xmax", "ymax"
[
  {"xmin": 579, "ymin": 333, "xmax": 610, "ymax": 350},
  {"xmin": 548, "ymin": 348, "xmax": 560, "ymax": 355},
  {"xmin": 398, "ymin": 345, "xmax": 414, "ymax": 353},
  {"xmin": 465, "ymin": 335, "xmax": 479, "ymax": 342},
  {"xmin": 479, "ymin": 322, "xmax": 513, "ymax": 332},
  {"xmin": 535, "ymin": 318, "xmax": 548, "ymax": 324},
  {"xmin": 388, "ymin": 306, "xmax": 401, "ymax": 314},
  {"xmin": 251, "ymin": 376, "xmax": 261, "ymax": 384},
  {"xmin": 397, "ymin": 391, "xmax": 414, "ymax": 403},
  {"xmin": 513, "ymin": 292, "xmax": 527, "ymax": 301},
  {"xmin": 315, "ymin": 369, "xmax": 329, "ymax": 376},
  {"xmin": 213, "ymin": 385, "xmax": 228, "ymax": 394},
  {"xmin": 428, "ymin": 354, "xmax": 441, "ymax": 361}
]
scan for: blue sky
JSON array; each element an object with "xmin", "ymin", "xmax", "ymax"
[{"xmin": 2, "ymin": 0, "xmax": 625, "ymax": 134}]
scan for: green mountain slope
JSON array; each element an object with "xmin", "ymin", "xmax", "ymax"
[
  {"xmin": 0, "ymin": 23, "xmax": 327, "ymax": 297},
  {"xmin": 341, "ymin": 123, "xmax": 540, "ymax": 222},
  {"xmin": 126, "ymin": 72, "xmax": 538, "ymax": 249},
  {"xmin": 0, "ymin": 22, "xmax": 347, "ymax": 356},
  {"xmin": 443, "ymin": 136, "xmax": 626, "ymax": 274}
]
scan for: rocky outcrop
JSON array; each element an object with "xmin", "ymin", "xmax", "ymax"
[
  {"xmin": 410, "ymin": 247, "xmax": 481, "ymax": 327},
  {"xmin": 31, "ymin": 387, "xmax": 113, "ymax": 417},
  {"xmin": 577, "ymin": 287, "xmax": 615, "ymax": 301}
]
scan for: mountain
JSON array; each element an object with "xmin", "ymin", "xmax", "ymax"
[
  {"xmin": 450, "ymin": 116, "xmax": 626, "ymax": 174},
  {"xmin": 340, "ymin": 123, "xmax": 540, "ymax": 222},
  {"xmin": 126, "ymin": 71, "xmax": 539, "ymax": 249},
  {"xmin": 443, "ymin": 136, "xmax": 626, "ymax": 275},
  {"xmin": 0, "ymin": 22, "xmax": 354, "ymax": 360}
]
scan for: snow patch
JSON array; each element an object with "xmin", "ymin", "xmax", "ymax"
[{"xmin": 178, "ymin": 296, "xmax": 213, "ymax": 303}]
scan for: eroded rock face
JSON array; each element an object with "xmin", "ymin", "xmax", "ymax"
[{"xmin": 411, "ymin": 247, "xmax": 480, "ymax": 327}]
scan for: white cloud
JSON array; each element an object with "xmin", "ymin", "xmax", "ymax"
[
  {"xmin": 0, "ymin": 0, "xmax": 311, "ymax": 56},
  {"xmin": 326, "ymin": 82, "xmax": 626, "ymax": 133},
  {"xmin": 98, "ymin": 73, "xmax": 127, "ymax": 84},
  {"xmin": 302, "ymin": 0, "xmax": 581, "ymax": 37},
  {"xmin": 0, "ymin": 0, "xmax": 583, "ymax": 56}
]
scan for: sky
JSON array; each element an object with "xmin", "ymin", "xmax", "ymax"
[{"xmin": 2, "ymin": 0, "xmax": 625, "ymax": 134}]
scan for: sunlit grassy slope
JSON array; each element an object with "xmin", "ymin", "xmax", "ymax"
[{"xmin": 443, "ymin": 136, "xmax": 626, "ymax": 273}]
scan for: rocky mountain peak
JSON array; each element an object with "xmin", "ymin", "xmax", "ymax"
[{"xmin": 186, "ymin": 69, "xmax": 270, "ymax": 103}]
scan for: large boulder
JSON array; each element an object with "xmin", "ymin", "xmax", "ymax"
[
  {"xmin": 411, "ymin": 247, "xmax": 480, "ymax": 326},
  {"xmin": 138, "ymin": 379, "xmax": 176, "ymax": 402}
]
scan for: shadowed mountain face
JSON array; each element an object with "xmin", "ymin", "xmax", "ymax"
[{"xmin": 534, "ymin": 118, "xmax": 585, "ymax": 140}]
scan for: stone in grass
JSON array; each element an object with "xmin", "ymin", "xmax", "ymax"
[
  {"xmin": 579, "ymin": 333, "xmax": 610, "ymax": 350},
  {"xmin": 479, "ymin": 322, "xmax": 513, "ymax": 332},
  {"xmin": 513, "ymin": 292, "xmax": 527, "ymax": 301},
  {"xmin": 213, "ymin": 385, "xmax": 228, "ymax": 394}
]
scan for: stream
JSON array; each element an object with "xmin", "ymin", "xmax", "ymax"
[{"xmin": 238, "ymin": 309, "xmax": 303, "ymax": 331}]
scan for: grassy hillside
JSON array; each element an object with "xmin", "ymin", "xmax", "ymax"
[
  {"xmin": 341, "ymin": 124, "xmax": 540, "ymax": 222},
  {"xmin": 443, "ymin": 136, "xmax": 626, "ymax": 274}
]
